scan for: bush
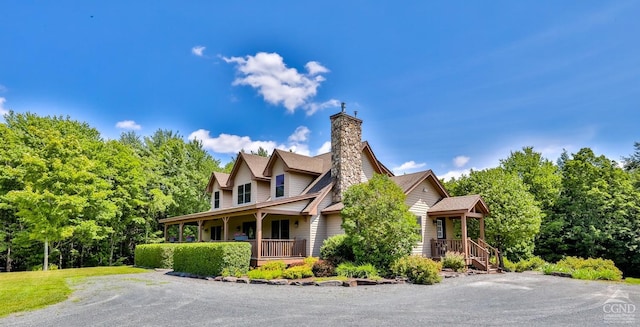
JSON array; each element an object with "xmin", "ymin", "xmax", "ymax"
[
  {"xmin": 390, "ymin": 255, "xmax": 442, "ymax": 285},
  {"xmin": 320, "ymin": 234, "xmax": 354, "ymax": 265},
  {"xmin": 282, "ymin": 265, "xmax": 314, "ymax": 279},
  {"xmin": 312, "ymin": 260, "xmax": 336, "ymax": 277},
  {"xmin": 336, "ymin": 262, "xmax": 379, "ymax": 279},
  {"xmin": 542, "ymin": 257, "xmax": 623, "ymax": 281},
  {"xmin": 247, "ymin": 269, "xmax": 282, "ymax": 280},
  {"xmin": 441, "ymin": 251, "xmax": 466, "ymax": 272},
  {"xmin": 134, "ymin": 244, "xmax": 177, "ymax": 269},
  {"xmin": 503, "ymin": 257, "xmax": 517, "ymax": 272},
  {"xmin": 514, "ymin": 256, "xmax": 546, "ymax": 272},
  {"xmin": 303, "ymin": 257, "xmax": 319, "ymax": 266},
  {"xmin": 260, "ymin": 260, "xmax": 287, "ymax": 271},
  {"xmin": 30, "ymin": 264, "xmax": 59, "ymax": 271},
  {"xmin": 172, "ymin": 242, "xmax": 251, "ymax": 277}
]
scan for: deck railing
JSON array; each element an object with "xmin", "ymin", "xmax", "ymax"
[
  {"xmin": 430, "ymin": 239, "xmax": 464, "ymax": 258},
  {"xmin": 478, "ymin": 238, "xmax": 500, "ymax": 266},
  {"xmin": 247, "ymin": 239, "xmax": 306, "ymax": 258},
  {"xmin": 468, "ymin": 238, "xmax": 490, "ymax": 269}
]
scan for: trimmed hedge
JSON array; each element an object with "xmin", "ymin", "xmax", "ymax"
[
  {"xmin": 391, "ymin": 255, "xmax": 442, "ymax": 285},
  {"xmin": 134, "ymin": 244, "xmax": 178, "ymax": 269},
  {"xmin": 173, "ymin": 242, "xmax": 251, "ymax": 277}
]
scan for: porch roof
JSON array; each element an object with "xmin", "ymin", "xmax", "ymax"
[{"xmin": 427, "ymin": 194, "xmax": 490, "ymax": 216}]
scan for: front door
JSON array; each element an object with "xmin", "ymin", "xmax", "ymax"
[{"xmin": 242, "ymin": 221, "xmax": 256, "ymax": 239}]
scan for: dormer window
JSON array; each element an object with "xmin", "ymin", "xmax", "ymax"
[
  {"xmin": 213, "ymin": 191, "xmax": 220, "ymax": 209},
  {"xmin": 275, "ymin": 174, "xmax": 285, "ymax": 198},
  {"xmin": 238, "ymin": 183, "xmax": 251, "ymax": 204}
]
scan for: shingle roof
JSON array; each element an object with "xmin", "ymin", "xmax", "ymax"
[
  {"xmin": 265, "ymin": 149, "xmax": 327, "ymax": 176},
  {"xmin": 213, "ymin": 172, "xmax": 230, "ymax": 187},
  {"xmin": 241, "ymin": 152, "xmax": 270, "ymax": 180},
  {"xmin": 428, "ymin": 195, "xmax": 489, "ymax": 214},
  {"xmin": 390, "ymin": 170, "xmax": 432, "ymax": 193}
]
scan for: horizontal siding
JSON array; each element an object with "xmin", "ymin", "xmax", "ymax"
[
  {"xmin": 405, "ymin": 180, "xmax": 444, "ymax": 256},
  {"xmin": 288, "ymin": 172, "xmax": 314, "ymax": 197},
  {"xmin": 360, "ymin": 153, "xmax": 375, "ymax": 182},
  {"xmin": 256, "ymin": 181, "xmax": 270, "ymax": 203},
  {"xmin": 325, "ymin": 214, "xmax": 344, "ymax": 238},
  {"xmin": 310, "ymin": 195, "xmax": 333, "ymax": 256},
  {"xmin": 233, "ymin": 163, "xmax": 253, "ymax": 206},
  {"xmin": 270, "ymin": 160, "xmax": 286, "ymax": 199},
  {"xmin": 222, "ymin": 190, "xmax": 233, "ymax": 208}
]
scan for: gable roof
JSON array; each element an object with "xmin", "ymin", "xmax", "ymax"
[
  {"xmin": 263, "ymin": 149, "xmax": 328, "ymax": 177},
  {"xmin": 428, "ymin": 194, "xmax": 490, "ymax": 215},
  {"xmin": 205, "ymin": 171, "xmax": 231, "ymax": 193},
  {"xmin": 226, "ymin": 152, "xmax": 270, "ymax": 187},
  {"xmin": 390, "ymin": 170, "xmax": 449, "ymax": 197},
  {"xmin": 361, "ymin": 141, "xmax": 394, "ymax": 176}
]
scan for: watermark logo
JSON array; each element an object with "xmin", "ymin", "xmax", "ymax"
[{"xmin": 603, "ymin": 290, "xmax": 636, "ymax": 324}]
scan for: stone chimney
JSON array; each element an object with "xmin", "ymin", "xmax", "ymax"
[{"xmin": 330, "ymin": 105, "xmax": 363, "ymax": 203}]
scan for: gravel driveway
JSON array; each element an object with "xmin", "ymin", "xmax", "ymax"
[{"xmin": 2, "ymin": 271, "xmax": 638, "ymax": 326}]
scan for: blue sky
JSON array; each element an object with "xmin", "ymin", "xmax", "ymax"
[{"xmin": 1, "ymin": 1, "xmax": 639, "ymax": 179}]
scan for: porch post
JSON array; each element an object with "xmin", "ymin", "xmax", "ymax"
[
  {"xmin": 479, "ymin": 216, "xmax": 485, "ymax": 240},
  {"xmin": 179, "ymin": 223, "xmax": 184, "ymax": 243},
  {"xmin": 461, "ymin": 214, "xmax": 468, "ymax": 259},
  {"xmin": 197, "ymin": 220, "xmax": 203, "ymax": 242},
  {"xmin": 255, "ymin": 211, "xmax": 265, "ymax": 260},
  {"xmin": 164, "ymin": 224, "xmax": 168, "ymax": 242},
  {"xmin": 222, "ymin": 217, "xmax": 229, "ymax": 241}
]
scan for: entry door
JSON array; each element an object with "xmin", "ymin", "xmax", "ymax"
[
  {"xmin": 436, "ymin": 218, "xmax": 446, "ymax": 239},
  {"xmin": 242, "ymin": 221, "xmax": 256, "ymax": 239}
]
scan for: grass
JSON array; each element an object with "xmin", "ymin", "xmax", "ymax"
[
  {"xmin": 625, "ymin": 277, "xmax": 640, "ymax": 285},
  {"xmin": 0, "ymin": 266, "xmax": 147, "ymax": 317}
]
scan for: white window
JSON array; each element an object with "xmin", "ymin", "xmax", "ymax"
[{"xmin": 437, "ymin": 219, "xmax": 444, "ymax": 239}]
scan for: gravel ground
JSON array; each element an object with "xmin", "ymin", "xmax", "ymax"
[{"xmin": 2, "ymin": 271, "xmax": 638, "ymax": 326}]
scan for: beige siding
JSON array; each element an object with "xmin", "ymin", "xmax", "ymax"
[
  {"xmin": 210, "ymin": 180, "xmax": 221, "ymax": 210},
  {"xmin": 405, "ymin": 180, "xmax": 444, "ymax": 256},
  {"xmin": 233, "ymin": 163, "xmax": 253, "ymax": 206},
  {"xmin": 325, "ymin": 214, "xmax": 344, "ymax": 238},
  {"xmin": 222, "ymin": 190, "xmax": 233, "ymax": 208},
  {"xmin": 360, "ymin": 153, "xmax": 376, "ymax": 182},
  {"xmin": 256, "ymin": 180, "xmax": 270, "ymax": 203},
  {"xmin": 309, "ymin": 196, "xmax": 333, "ymax": 256},
  {"xmin": 287, "ymin": 172, "xmax": 314, "ymax": 197},
  {"xmin": 270, "ymin": 160, "xmax": 286, "ymax": 199}
]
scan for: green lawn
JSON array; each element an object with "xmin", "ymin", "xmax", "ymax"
[
  {"xmin": 0, "ymin": 266, "xmax": 147, "ymax": 317},
  {"xmin": 625, "ymin": 277, "xmax": 640, "ymax": 285}
]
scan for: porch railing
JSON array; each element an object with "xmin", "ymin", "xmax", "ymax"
[
  {"xmin": 247, "ymin": 239, "xmax": 307, "ymax": 258},
  {"xmin": 478, "ymin": 238, "xmax": 500, "ymax": 266},
  {"xmin": 468, "ymin": 238, "xmax": 490, "ymax": 268},
  {"xmin": 430, "ymin": 239, "xmax": 464, "ymax": 258}
]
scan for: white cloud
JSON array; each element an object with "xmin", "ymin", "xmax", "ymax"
[
  {"xmin": 191, "ymin": 46, "xmax": 206, "ymax": 57},
  {"xmin": 316, "ymin": 141, "xmax": 331, "ymax": 155},
  {"xmin": 222, "ymin": 52, "xmax": 333, "ymax": 114},
  {"xmin": 288, "ymin": 126, "xmax": 310, "ymax": 143},
  {"xmin": 115, "ymin": 120, "xmax": 142, "ymax": 130},
  {"xmin": 392, "ymin": 161, "xmax": 427, "ymax": 174},
  {"xmin": 0, "ymin": 97, "xmax": 9, "ymax": 116},
  {"xmin": 453, "ymin": 155, "xmax": 470, "ymax": 168},
  {"xmin": 189, "ymin": 125, "xmax": 314, "ymax": 156},
  {"xmin": 304, "ymin": 99, "xmax": 340, "ymax": 116},
  {"xmin": 439, "ymin": 169, "xmax": 473, "ymax": 182}
]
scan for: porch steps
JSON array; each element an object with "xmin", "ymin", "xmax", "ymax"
[{"xmin": 470, "ymin": 257, "xmax": 502, "ymax": 274}]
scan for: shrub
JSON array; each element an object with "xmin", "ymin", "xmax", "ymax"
[
  {"xmin": 247, "ymin": 269, "xmax": 282, "ymax": 280},
  {"xmin": 336, "ymin": 262, "xmax": 379, "ymax": 279},
  {"xmin": 542, "ymin": 257, "xmax": 623, "ymax": 281},
  {"xmin": 134, "ymin": 244, "xmax": 178, "ymax": 269},
  {"xmin": 282, "ymin": 265, "xmax": 314, "ymax": 279},
  {"xmin": 441, "ymin": 251, "xmax": 466, "ymax": 272},
  {"xmin": 514, "ymin": 256, "xmax": 546, "ymax": 272},
  {"xmin": 260, "ymin": 260, "xmax": 287, "ymax": 271},
  {"xmin": 320, "ymin": 234, "xmax": 354, "ymax": 265},
  {"xmin": 303, "ymin": 257, "xmax": 319, "ymax": 266},
  {"xmin": 503, "ymin": 257, "xmax": 517, "ymax": 272},
  {"xmin": 30, "ymin": 264, "xmax": 59, "ymax": 271},
  {"xmin": 172, "ymin": 242, "xmax": 251, "ymax": 277},
  {"xmin": 312, "ymin": 260, "xmax": 336, "ymax": 277},
  {"xmin": 390, "ymin": 255, "xmax": 442, "ymax": 285}
]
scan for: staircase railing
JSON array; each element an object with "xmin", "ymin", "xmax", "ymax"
[
  {"xmin": 467, "ymin": 238, "xmax": 490, "ymax": 271},
  {"xmin": 478, "ymin": 238, "xmax": 500, "ymax": 268}
]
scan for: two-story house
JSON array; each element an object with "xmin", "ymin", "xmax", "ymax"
[{"xmin": 159, "ymin": 110, "xmax": 498, "ymax": 271}]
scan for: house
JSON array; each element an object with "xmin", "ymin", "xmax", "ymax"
[{"xmin": 159, "ymin": 109, "xmax": 499, "ymax": 271}]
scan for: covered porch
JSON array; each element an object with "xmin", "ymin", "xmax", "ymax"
[
  {"xmin": 159, "ymin": 208, "xmax": 309, "ymax": 266},
  {"xmin": 427, "ymin": 195, "xmax": 500, "ymax": 272}
]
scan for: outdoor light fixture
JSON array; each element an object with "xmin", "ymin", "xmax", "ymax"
[
  {"xmin": 432, "ymin": 218, "xmax": 438, "ymax": 225},
  {"xmin": 294, "ymin": 220, "xmax": 299, "ymax": 228}
]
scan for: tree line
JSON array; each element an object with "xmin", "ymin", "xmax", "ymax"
[
  {"xmin": 0, "ymin": 112, "xmax": 224, "ymax": 271},
  {"xmin": 446, "ymin": 144, "xmax": 640, "ymax": 276}
]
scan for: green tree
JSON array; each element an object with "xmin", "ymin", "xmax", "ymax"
[
  {"xmin": 341, "ymin": 174, "xmax": 419, "ymax": 271},
  {"xmin": 448, "ymin": 168, "xmax": 542, "ymax": 261}
]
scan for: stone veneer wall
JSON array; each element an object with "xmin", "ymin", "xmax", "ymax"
[{"xmin": 330, "ymin": 112, "xmax": 363, "ymax": 203}]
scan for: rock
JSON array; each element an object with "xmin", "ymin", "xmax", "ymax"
[
  {"xmin": 236, "ymin": 277, "xmax": 250, "ymax": 284},
  {"xmin": 205, "ymin": 277, "xmax": 216, "ymax": 281},
  {"xmin": 342, "ymin": 280, "xmax": 357, "ymax": 287},
  {"xmin": 355, "ymin": 279, "xmax": 378, "ymax": 286},
  {"xmin": 315, "ymin": 280, "xmax": 343, "ymax": 287},
  {"xmin": 213, "ymin": 276, "xmax": 223, "ymax": 281},
  {"xmin": 222, "ymin": 276, "xmax": 238, "ymax": 283},
  {"xmin": 268, "ymin": 279, "xmax": 289, "ymax": 285},
  {"xmin": 250, "ymin": 279, "xmax": 269, "ymax": 284},
  {"xmin": 377, "ymin": 279, "xmax": 398, "ymax": 285},
  {"xmin": 552, "ymin": 272, "xmax": 572, "ymax": 278}
]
